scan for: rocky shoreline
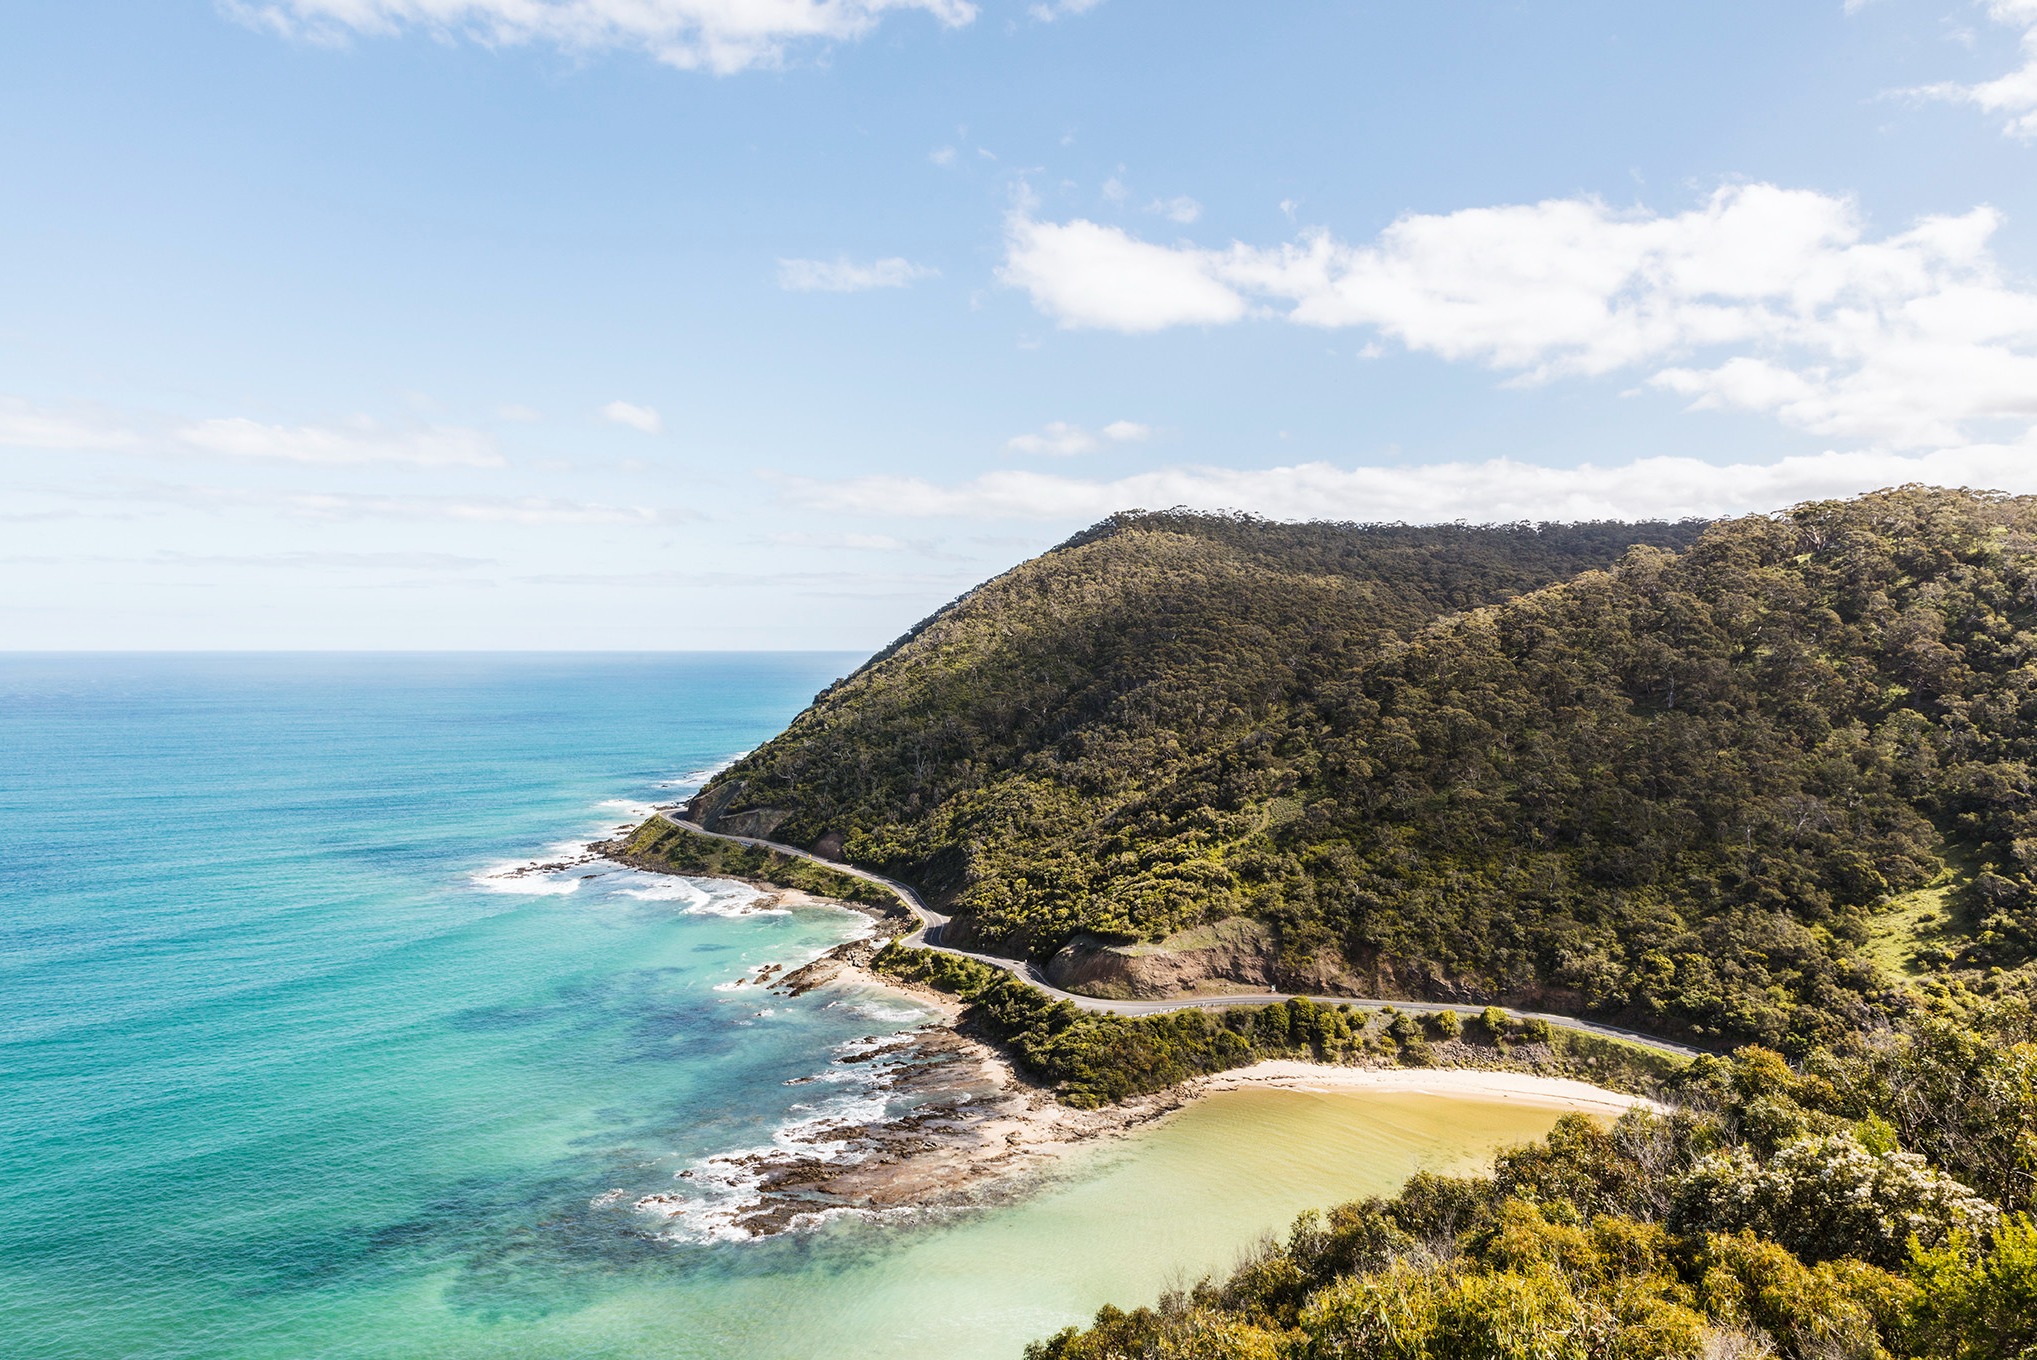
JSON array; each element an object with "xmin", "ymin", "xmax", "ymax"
[
  {"xmin": 597, "ymin": 845, "xmax": 1664, "ymax": 1241},
  {"xmin": 657, "ymin": 946, "xmax": 1192, "ymax": 1239}
]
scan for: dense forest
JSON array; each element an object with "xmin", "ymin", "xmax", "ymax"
[{"xmin": 688, "ymin": 487, "xmax": 2037, "ymax": 1052}]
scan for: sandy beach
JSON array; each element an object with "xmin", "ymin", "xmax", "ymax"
[
  {"xmin": 1191, "ymin": 1061, "xmax": 1666, "ymax": 1116},
  {"xmin": 666, "ymin": 936, "xmax": 1665, "ymax": 1237}
]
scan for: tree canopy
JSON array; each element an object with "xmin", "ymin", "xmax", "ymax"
[{"xmin": 692, "ymin": 487, "xmax": 2037, "ymax": 1051}]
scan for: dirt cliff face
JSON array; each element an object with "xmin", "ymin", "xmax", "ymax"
[
  {"xmin": 1040, "ymin": 921, "xmax": 1527, "ymax": 1004},
  {"xmin": 1044, "ymin": 919, "xmax": 1282, "ymax": 1000},
  {"xmin": 684, "ymin": 781, "xmax": 795, "ymax": 842}
]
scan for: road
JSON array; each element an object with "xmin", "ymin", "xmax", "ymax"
[{"xmin": 654, "ymin": 812, "xmax": 1704, "ymax": 1061}]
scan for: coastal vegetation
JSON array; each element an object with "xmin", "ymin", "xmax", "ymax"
[
  {"xmin": 613, "ymin": 816, "xmax": 900, "ymax": 913},
  {"xmin": 689, "ymin": 487, "xmax": 2037, "ymax": 1054},
  {"xmin": 872, "ymin": 943, "xmax": 1685, "ymax": 1107},
  {"xmin": 1028, "ymin": 993, "xmax": 2037, "ymax": 1360}
]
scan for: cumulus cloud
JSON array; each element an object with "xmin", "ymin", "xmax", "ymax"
[
  {"xmin": 600, "ymin": 400, "xmax": 664, "ymax": 434},
  {"xmin": 1006, "ymin": 419, "xmax": 1150, "ymax": 456},
  {"xmin": 176, "ymin": 417, "xmax": 504, "ymax": 467},
  {"xmin": 777, "ymin": 256, "xmax": 937, "ymax": 292},
  {"xmin": 1002, "ymin": 184, "xmax": 2037, "ymax": 450},
  {"xmin": 228, "ymin": 0, "xmax": 979, "ymax": 75},
  {"xmin": 1150, "ymin": 195, "xmax": 1202, "ymax": 224},
  {"xmin": 1000, "ymin": 216, "xmax": 1249, "ymax": 332},
  {"xmin": 783, "ymin": 441, "xmax": 2037, "ymax": 525},
  {"xmin": 1908, "ymin": 0, "xmax": 2037, "ymax": 139}
]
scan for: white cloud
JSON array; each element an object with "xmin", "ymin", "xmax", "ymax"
[
  {"xmin": 1028, "ymin": 0, "xmax": 1104, "ymax": 19},
  {"xmin": 1149, "ymin": 195, "xmax": 1202, "ymax": 224},
  {"xmin": 0, "ymin": 399, "xmax": 515, "ymax": 467},
  {"xmin": 498, "ymin": 403, "xmax": 543, "ymax": 422},
  {"xmin": 154, "ymin": 550, "xmax": 495, "ymax": 571},
  {"xmin": 777, "ymin": 256, "xmax": 937, "ymax": 292},
  {"xmin": 600, "ymin": 400, "xmax": 664, "ymax": 434},
  {"xmin": 0, "ymin": 399, "xmax": 143, "ymax": 452},
  {"xmin": 1908, "ymin": 0, "xmax": 2037, "ymax": 139},
  {"xmin": 1001, "ymin": 184, "xmax": 2037, "ymax": 449},
  {"xmin": 783, "ymin": 440, "xmax": 2037, "ymax": 524},
  {"xmin": 929, "ymin": 145, "xmax": 958, "ymax": 167},
  {"xmin": 135, "ymin": 481, "xmax": 678, "ymax": 524},
  {"xmin": 1000, "ymin": 216, "xmax": 1249, "ymax": 332},
  {"xmin": 769, "ymin": 530, "xmax": 908, "ymax": 550},
  {"xmin": 177, "ymin": 417, "xmax": 504, "ymax": 467},
  {"xmin": 229, "ymin": 0, "xmax": 979, "ymax": 75},
  {"xmin": 1006, "ymin": 419, "xmax": 1150, "ymax": 456}
]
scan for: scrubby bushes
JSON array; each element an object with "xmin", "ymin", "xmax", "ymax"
[
  {"xmin": 1027, "ymin": 999, "xmax": 2037, "ymax": 1360},
  {"xmin": 1672, "ymin": 1133, "xmax": 1999, "ymax": 1268},
  {"xmin": 871, "ymin": 945, "xmax": 1676, "ymax": 1106}
]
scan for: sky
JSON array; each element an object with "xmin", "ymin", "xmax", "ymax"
[{"xmin": 5, "ymin": 0, "xmax": 2037, "ymax": 649}]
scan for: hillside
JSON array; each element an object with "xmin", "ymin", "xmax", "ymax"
[{"xmin": 683, "ymin": 488, "xmax": 2037, "ymax": 1052}]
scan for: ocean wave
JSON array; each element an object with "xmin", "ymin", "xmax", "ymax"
[
  {"xmin": 603, "ymin": 872, "xmax": 792, "ymax": 919},
  {"xmin": 653, "ymin": 754, "xmax": 749, "ymax": 794},
  {"xmin": 596, "ymin": 797, "xmax": 659, "ymax": 824},
  {"xmin": 472, "ymin": 873, "xmax": 583, "ymax": 897},
  {"xmin": 470, "ymin": 837, "xmax": 605, "ymax": 895},
  {"xmin": 681, "ymin": 887, "xmax": 788, "ymax": 919},
  {"xmin": 614, "ymin": 877, "xmax": 716, "ymax": 906}
]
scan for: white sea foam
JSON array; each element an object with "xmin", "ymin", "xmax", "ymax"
[
  {"xmin": 680, "ymin": 884, "xmax": 787, "ymax": 918},
  {"xmin": 471, "ymin": 837, "xmax": 605, "ymax": 895},
  {"xmin": 470, "ymin": 864, "xmax": 584, "ymax": 895},
  {"xmin": 648, "ymin": 1061, "xmax": 904, "ymax": 1242},
  {"xmin": 841, "ymin": 999, "xmax": 935, "ymax": 1026},
  {"xmin": 616, "ymin": 877, "xmax": 714, "ymax": 906}
]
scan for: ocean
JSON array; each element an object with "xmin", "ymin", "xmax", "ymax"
[{"xmin": 0, "ymin": 653, "xmax": 1565, "ymax": 1360}]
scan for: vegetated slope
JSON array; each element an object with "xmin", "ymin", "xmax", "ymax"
[
  {"xmin": 689, "ymin": 488, "xmax": 2037, "ymax": 1051},
  {"xmin": 1235, "ymin": 485, "xmax": 2037, "ymax": 1050},
  {"xmin": 688, "ymin": 510, "xmax": 1701, "ymax": 891}
]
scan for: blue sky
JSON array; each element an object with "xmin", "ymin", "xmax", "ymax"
[{"xmin": 6, "ymin": 0, "xmax": 2037, "ymax": 648}]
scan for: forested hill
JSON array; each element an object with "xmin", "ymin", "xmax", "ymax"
[
  {"xmin": 686, "ymin": 487, "xmax": 2037, "ymax": 1051},
  {"xmin": 686, "ymin": 509, "xmax": 1703, "ymax": 884}
]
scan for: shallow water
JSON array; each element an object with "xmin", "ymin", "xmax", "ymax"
[{"xmin": 0, "ymin": 654, "xmax": 1565, "ymax": 1360}]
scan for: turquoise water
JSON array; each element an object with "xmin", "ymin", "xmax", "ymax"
[{"xmin": 0, "ymin": 654, "xmax": 1567, "ymax": 1360}]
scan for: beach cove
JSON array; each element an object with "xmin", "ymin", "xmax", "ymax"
[{"xmin": 1, "ymin": 653, "xmax": 1648, "ymax": 1360}]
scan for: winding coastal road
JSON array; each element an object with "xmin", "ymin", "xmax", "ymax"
[{"xmin": 654, "ymin": 812, "xmax": 1704, "ymax": 1062}]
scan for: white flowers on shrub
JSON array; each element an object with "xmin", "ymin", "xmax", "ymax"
[{"xmin": 1672, "ymin": 1131, "xmax": 1999, "ymax": 1267}]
